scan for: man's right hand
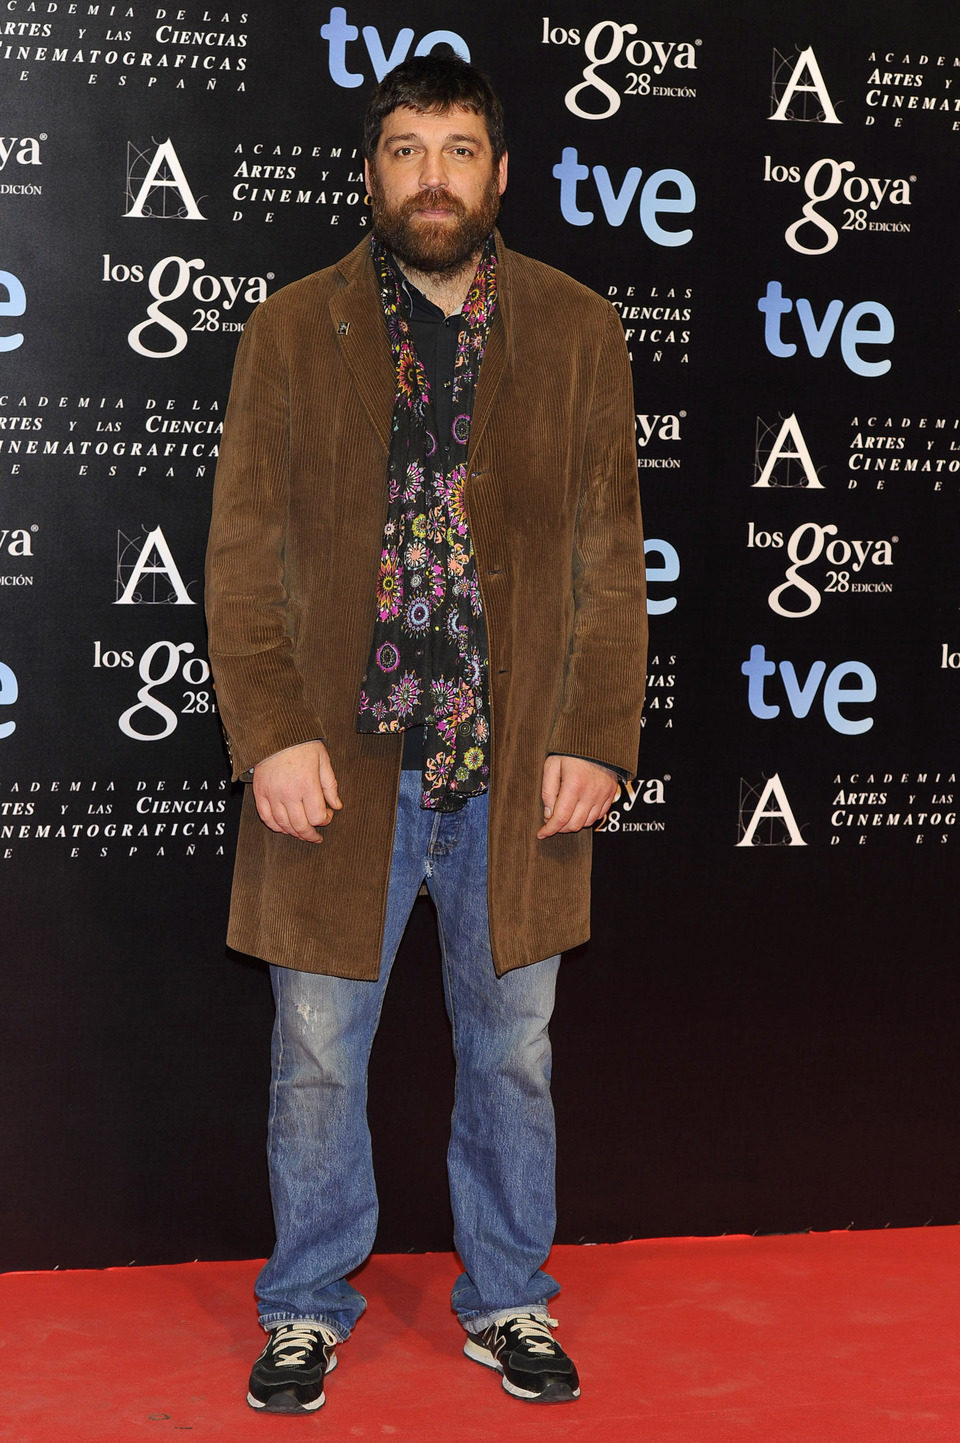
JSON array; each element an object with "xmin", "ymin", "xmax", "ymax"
[{"xmin": 252, "ymin": 740, "xmax": 342, "ymax": 843}]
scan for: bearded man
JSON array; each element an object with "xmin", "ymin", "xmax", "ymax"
[{"xmin": 205, "ymin": 53, "xmax": 646, "ymax": 1415}]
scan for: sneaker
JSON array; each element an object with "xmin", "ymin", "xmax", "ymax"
[
  {"xmin": 463, "ymin": 1313, "xmax": 581, "ymax": 1403},
  {"xmin": 246, "ymin": 1322, "xmax": 339, "ymax": 1413}
]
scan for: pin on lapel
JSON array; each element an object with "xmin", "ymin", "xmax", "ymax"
[{"xmin": 337, "ymin": 321, "xmax": 350, "ymax": 335}]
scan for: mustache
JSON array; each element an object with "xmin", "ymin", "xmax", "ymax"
[{"xmin": 400, "ymin": 189, "xmax": 465, "ymax": 218}]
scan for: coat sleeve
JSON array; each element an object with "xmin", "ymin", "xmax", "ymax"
[
  {"xmin": 204, "ymin": 302, "xmax": 325, "ymax": 781},
  {"xmin": 545, "ymin": 301, "xmax": 647, "ymax": 775}
]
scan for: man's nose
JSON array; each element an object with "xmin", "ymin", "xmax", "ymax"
[{"xmin": 418, "ymin": 150, "xmax": 450, "ymax": 190}]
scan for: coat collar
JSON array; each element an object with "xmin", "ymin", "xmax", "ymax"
[{"xmin": 327, "ymin": 232, "xmax": 513, "ymax": 458}]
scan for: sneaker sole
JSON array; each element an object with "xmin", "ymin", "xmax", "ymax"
[
  {"xmin": 463, "ymin": 1338, "xmax": 580, "ymax": 1403},
  {"xmin": 246, "ymin": 1388, "xmax": 325, "ymax": 1413},
  {"xmin": 246, "ymin": 1350, "xmax": 337, "ymax": 1413}
]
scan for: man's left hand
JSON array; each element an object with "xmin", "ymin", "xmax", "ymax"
[{"xmin": 538, "ymin": 755, "xmax": 619, "ymax": 839}]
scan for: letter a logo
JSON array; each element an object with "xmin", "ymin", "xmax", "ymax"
[
  {"xmin": 769, "ymin": 46, "xmax": 841, "ymax": 124},
  {"xmin": 754, "ymin": 414, "xmax": 824, "ymax": 488},
  {"xmin": 115, "ymin": 526, "xmax": 194, "ymax": 604},
  {"xmin": 737, "ymin": 773, "xmax": 806, "ymax": 846},
  {"xmin": 125, "ymin": 139, "xmax": 206, "ymax": 220}
]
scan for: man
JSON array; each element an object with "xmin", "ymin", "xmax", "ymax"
[{"xmin": 205, "ymin": 54, "xmax": 646, "ymax": 1414}]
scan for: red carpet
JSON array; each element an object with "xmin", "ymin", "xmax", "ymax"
[{"xmin": 4, "ymin": 1229, "xmax": 960, "ymax": 1440}]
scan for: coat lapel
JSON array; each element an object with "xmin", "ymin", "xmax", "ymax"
[{"xmin": 329, "ymin": 241, "xmax": 394, "ymax": 453}]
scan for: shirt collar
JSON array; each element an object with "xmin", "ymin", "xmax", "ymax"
[{"xmin": 396, "ymin": 267, "xmax": 461, "ymax": 323}]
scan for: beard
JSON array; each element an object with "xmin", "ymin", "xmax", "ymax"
[{"xmin": 368, "ymin": 168, "xmax": 501, "ymax": 278}]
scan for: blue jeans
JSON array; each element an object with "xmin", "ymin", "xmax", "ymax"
[{"xmin": 255, "ymin": 769, "xmax": 562, "ymax": 1340}]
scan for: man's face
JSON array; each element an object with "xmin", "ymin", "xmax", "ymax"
[{"xmin": 365, "ymin": 105, "xmax": 508, "ymax": 276}]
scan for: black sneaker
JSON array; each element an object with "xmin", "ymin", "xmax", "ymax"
[
  {"xmin": 464, "ymin": 1313, "xmax": 581, "ymax": 1403},
  {"xmin": 246, "ymin": 1322, "xmax": 339, "ymax": 1413}
]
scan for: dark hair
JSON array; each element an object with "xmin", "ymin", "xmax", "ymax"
[{"xmin": 363, "ymin": 54, "xmax": 506, "ymax": 163}]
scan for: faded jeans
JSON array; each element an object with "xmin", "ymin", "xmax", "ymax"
[{"xmin": 255, "ymin": 768, "xmax": 562, "ymax": 1339}]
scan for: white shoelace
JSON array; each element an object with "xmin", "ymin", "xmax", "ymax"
[
  {"xmin": 504, "ymin": 1315, "xmax": 561, "ymax": 1355},
  {"xmin": 270, "ymin": 1323, "xmax": 339, "ymax": 1367}
]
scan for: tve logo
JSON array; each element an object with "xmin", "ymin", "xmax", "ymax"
[
  {"xmin": 0, "ymin": 271, "xmax": 25, "ymax": 352},
  {"xmin": 320, "ymin": 6, "xmax": 469, "ymax": 87},
  {"xmin": 645, "ymin": 539, "xmax": 679, "ymax": 615},
  {"xmin": 0, "ymin": 661, "xmax": 16, "ymax": 738},
  {"xmin": 742, "ymin": 644, "xmax": 876, "ymax": 734},
  {"xmin": 758, "ymin": 281, "xmax": 894, "ymax": 377},
  {"xmin": 553, "ymin": 149, "xmax": 694, "ymax": 243}
]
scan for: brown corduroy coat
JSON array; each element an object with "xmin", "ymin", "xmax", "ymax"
[{"xmin": 204, "ymin": 234, "xmax": 647, "ymax": 979}]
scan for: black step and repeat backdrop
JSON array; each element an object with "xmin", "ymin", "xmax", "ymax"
[{"xmin": 2, "ymin": 2, "xmax": 959, "ymax": 1269}]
